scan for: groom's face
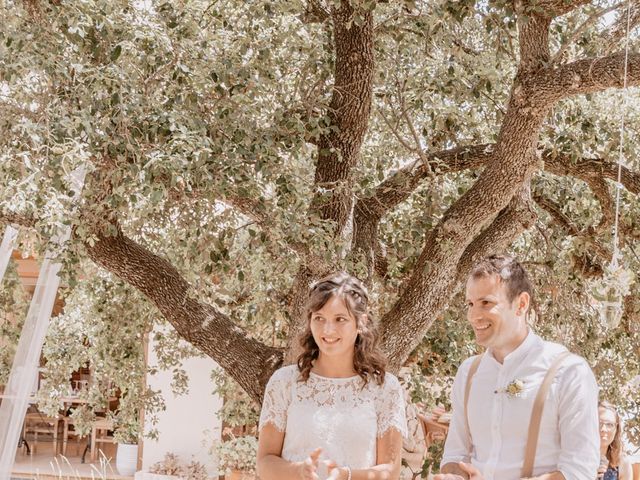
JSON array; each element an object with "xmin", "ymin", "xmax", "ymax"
[{"xmin": 465, "ymin": 273, "xmax": 525, "ymax": 352}]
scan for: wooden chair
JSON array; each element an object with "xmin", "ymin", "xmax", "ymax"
[
  {"xmin": 22, "ymin": 412, "xmax": 62, "ymax": 455},
  {"xmin": 60, "ymin": 415, "xmax": 85, "ymax": 456},
  {"xmin": 90, "ymin": 418, "xmax": 116, "ymax": 461},
  {"xmin": 417, "ymin": 413, "xmax": 449, "ymax": 449}
]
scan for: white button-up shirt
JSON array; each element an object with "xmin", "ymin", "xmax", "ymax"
[{"xmin": 441, "ymin": 332, "xmax": 599, "ymax": 480}]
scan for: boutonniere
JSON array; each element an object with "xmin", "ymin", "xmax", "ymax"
[{"xmin": 496, "ymin": 379, "xmax": 525, "ymax": 398}]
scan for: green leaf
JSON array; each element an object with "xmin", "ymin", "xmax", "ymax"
[{"xmin": 110, "ymin": 45, "xmax": 122, "ymax": 62}]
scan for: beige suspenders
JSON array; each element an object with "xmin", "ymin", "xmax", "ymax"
[
  {"xmin": 464, "ymin": 354, "xmax": 484, "ymax": 449},
  {"xmin": 521, "ymin": 351, "xmax": 572, "ymax": 477},
  {"xmin": 463, "ymin": 351, "xmax": 573, "ymax": 478}
]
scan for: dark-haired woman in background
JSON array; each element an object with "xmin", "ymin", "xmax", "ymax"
[
  {"xmin": 257, "ymin": 272, "xmax": 407, "ymax": 480},
  {"xmin": 598, "ymin": 401, "xmax": 633, "ymax": 480}
]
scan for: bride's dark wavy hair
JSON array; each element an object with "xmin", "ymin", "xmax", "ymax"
[{"xmin": 297, "ymin": 272, "xmax": 386, "ymax": 385}]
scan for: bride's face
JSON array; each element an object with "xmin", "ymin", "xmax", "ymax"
[{"xmin": 310, "ymin": 294, "xmax": 359, "ymax": 359}]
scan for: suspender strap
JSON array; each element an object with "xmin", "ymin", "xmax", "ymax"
[
  {"xmin": 521, "ymin": 351, "xmax": 573, "ymax": 478},
  {"xmin": 463, "ymin": 354, "xmax": 483, "ymax": 446}
]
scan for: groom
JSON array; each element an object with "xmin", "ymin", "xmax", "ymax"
[{"xmin": 435, "ymin": 255, "xmax": 599, "ymax": 480}]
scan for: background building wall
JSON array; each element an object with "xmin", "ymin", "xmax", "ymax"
[{"xmin": 141, "ymin": 325, "xmax": 223, "ymax": 476}]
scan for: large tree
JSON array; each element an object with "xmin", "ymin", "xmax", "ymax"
[{"xmin": 1, "ymin": 0, "xmax": 639, "ymax": 427}]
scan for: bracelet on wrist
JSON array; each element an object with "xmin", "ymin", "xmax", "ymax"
[{"xmin": 344, "ymin": 465, "xmax": 352, "ymax": 480}]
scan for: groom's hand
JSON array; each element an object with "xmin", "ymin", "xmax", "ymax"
[
  {"xmin": 433, "ymin": 474, "xmax": 466, "ymax": 480},
  {"xmin": 459, "ymin": 462, "xmax": 484, "ymax": 480},
  {"xmin": 434, "ymin": 461, "xmax": 471, "ymax": 480}
]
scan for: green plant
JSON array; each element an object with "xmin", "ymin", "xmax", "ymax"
[
  {"xmin": 68, "ymin": 406, "xmax": 95, "ymax": 438},
  {"xmin": 421, "ymin": 442, "xmax": 445, "ymax": 478},
  {"xmin": 113, "ymin": 413, "xmax": 140, "ymax": 444},
  {"xmin": 150, "ymin": 453, "xmax": 208, "ymax": 480},
  {"xmin": 214, "ymin": 436, "xmax": 258, "ymax": 474},
  {"xmin": 211, "ymin": 369, "xmax": 259, "ymax": 429}
]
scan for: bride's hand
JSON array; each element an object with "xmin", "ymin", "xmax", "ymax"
[
  {"xmin": 325, "ymin": 460, "xmax": 345, "ymax": 480},
  {"xmin": 299, "ymin": 448, "xmax": 322, "ymax": 480}
]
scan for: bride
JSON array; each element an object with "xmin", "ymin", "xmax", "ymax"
[{"xmin": 257, "ymin": 272, "xmax": 407, "ymax": 480}]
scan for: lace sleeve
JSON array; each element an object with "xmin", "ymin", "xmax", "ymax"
[
  {"xmin": 259, "ymin": 366, "xmax": 294, "ymax": 432},
  {"xmin": 376, "ymin": 373, "xmax": 408, "ymax": 439}
]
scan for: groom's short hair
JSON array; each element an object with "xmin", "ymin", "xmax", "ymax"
[{"xmin": 470, "ymin": 254, "xmax": 533, "ymax": 303}]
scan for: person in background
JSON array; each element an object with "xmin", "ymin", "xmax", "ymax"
[{"xmin": 598, "ymin": 401, "xmax": 633, "ymax": 480}]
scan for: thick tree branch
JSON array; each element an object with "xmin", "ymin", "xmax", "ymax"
[
  {"xmin": 537, "ymin": 52, "xmax": 640, "ymax": 101},
  {"xmin": 84, "ymin": 230, "xmax": 283, "ymax": 404},
  {"xmin": 352, "ymin": 207, "xmax": 378, "ymax": 282},
  {"xmin": 351, "ymin": 143, "xmax": 640, "ymax": 284},
  {"xmin": 380, "ymin": 183, "xmax": 538, "ymax": 369},
  {"xmin": 285, "ymin": 2, "xmax": 377, "ymax": 362},
  {"xmin": 377, "ymin": 8, "xmax": 555, "ymax": 369},
  {"xmin": 517, "ymin": 7, "xmax": 551, "ymax": 72},
  {"xmin": 378, "ymin": 150, "xmax": 547, "ymax": 370},
  {"xmin": 527, "ymin": 0, "xmax": 592, "ymax": 17},
  {"xmin": 622, "ymin": 291, "xmax": 640, "ymax": 335},
  {"xmin": 355, "ymin": 145, "xmax": 493, "ymax": 222},
  {"xmin": 352, "ymin": 144, "xmax": 492, "ymax": 278},
  {"xmin": 0, "ymin": 203, "xmax": 288, "ymax": 401},
  {"xmin": 543, "ymin": 154, "xmax": 640, "ymax": 194},
  {"xmin": 533, "ymin": 193, "xmax": 582, "ymax": 237},
  {"xmin": 356, "ymin": 147, "xmax": 639, "ymax": 228},
  {"xmin": 582, "ymin": 176, "xmax": 615, "ymax": 233},
  {"xmin": 0, "ymin": 210, "xmax": 36, "ymax": 228},
  {"xmin": 373, "ymin": 240, "xmax": 389, "ymax": 278},
  {"xmin": 455, "ymin": 184, "xmax": 538, "ymax": 285},
  {"xmin": 309, "ymin": 3, "xmax": 375, "ymax": 235},
  {"xmin": 303, "ymin": 0, "xmax": 330, "ymax": 23}
]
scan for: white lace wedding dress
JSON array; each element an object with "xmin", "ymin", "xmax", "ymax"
[{"xmin": 259, "ymin": 365, "xmax": 408, "ymax": 469}]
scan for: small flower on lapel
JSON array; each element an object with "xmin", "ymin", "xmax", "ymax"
[
  {"xmin": 506, "ymin": 379, "xmax": 525, "ymax": 397},
  {"xmin": 498, "ymin": 379, "xmax": 525, "ymax": 398}
]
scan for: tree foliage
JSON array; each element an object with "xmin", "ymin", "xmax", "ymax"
[{"xmin": 1, "ymin": 0, "xmax": 639, "ymax": 446}]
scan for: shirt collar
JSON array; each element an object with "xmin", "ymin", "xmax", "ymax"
[{"xmin": 488, "ymin": 329, "xmax": 542, "ymax": 366}]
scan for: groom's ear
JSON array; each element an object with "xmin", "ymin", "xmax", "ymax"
[{"xmin": 517, "ymin": 291, "xmax": 530, "ymax": 314}]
